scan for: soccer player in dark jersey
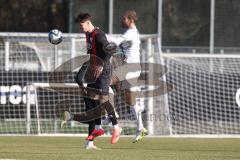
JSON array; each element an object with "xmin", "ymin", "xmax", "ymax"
[{"xmin": 61, "ymin": 13, "xmax": 122, "ymax": 150}]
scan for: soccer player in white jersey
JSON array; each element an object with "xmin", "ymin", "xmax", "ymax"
[{"xmin": 107, "ymin": 10, "xmax": 147, "ymax": 143}]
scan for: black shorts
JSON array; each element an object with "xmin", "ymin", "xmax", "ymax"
[
  {"xmin": 84, "ymin": 68, "xmax": 111, "ymax": 112},
  {"xmin": 87, "ymin": 65, "xmax": 112, "ymax": 94},
  {"xmin": 84, "ymin": 97, "xmax": 100, "ymax": 111}
]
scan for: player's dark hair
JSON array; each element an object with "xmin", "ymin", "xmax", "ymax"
[
  {"xmin": 124, "ymin": 10, "xmax": 138, "ymax": 22},
  {"xmin": 75, "ymin": 13, "xmax": 91, "ymax": 23}
]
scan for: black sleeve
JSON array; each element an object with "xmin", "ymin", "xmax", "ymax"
[
  {"xmin": 96, "ymin": 32, "xmax": 108, "ymax": 47},
  {"xmin": 95, "ymin": 32, "xmax": 112, "ymax": 61}
]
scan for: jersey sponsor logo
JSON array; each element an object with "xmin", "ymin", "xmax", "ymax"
[{"xmin": 0, "ymin": 85, "xmax": 35, "ymax": 105}]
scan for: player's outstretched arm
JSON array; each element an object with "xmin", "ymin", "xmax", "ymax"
[{"xmin": 106, "ymin": 35, "xmax": 125, "ymax": 46}]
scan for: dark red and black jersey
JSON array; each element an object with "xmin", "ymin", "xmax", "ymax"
[
  {"xmin": 86, "ymin": 28, "xmax": 111, "ymax": 62},
  {"xmin": 85, "ymin": 27, "xmax": 112, "ymax": 88}
]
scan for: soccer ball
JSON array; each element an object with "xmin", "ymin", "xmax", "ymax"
[{"xmin": 48, "ymin": 29, "xmax": 63, "ymax": 45}]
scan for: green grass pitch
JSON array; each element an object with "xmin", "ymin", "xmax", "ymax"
[{"xmin": 0, "ymin": 136, "xmax": 239, "ymax": 160}]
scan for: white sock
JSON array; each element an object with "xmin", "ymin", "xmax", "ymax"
[
  {"xmin": 86, "ymin": 140, "xmax": 93, "ymax": 146},
  {"xmin": 132, "ymin": 103, "xmax": 144, "ymax": 131},
  {"xmin": 113, "ymin": 124, "xmax": 119, "ymax": 129},
  {"xmin": 137, "ymin": 111, "xmax": 144, "ymax": 131},
  {"xmin": 114, "ymin": 109, "xmax": 119, "ymax": 119},
  {"xmin": 95, "ymin": 125, "xmax": 102, "ymax": 130}
]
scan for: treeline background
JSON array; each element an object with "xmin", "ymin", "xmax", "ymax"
[{"xmin": 0, "ymin": 0, "xmax": 239, "ymax": 47}]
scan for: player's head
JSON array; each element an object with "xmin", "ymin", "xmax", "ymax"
[
  {"xmin": 121, "ymin": 10, "xmax": 138, "ymax": 28},
  {"xmin": 75, "ymin": 13, "xmax": 94, "ymax": 33}
]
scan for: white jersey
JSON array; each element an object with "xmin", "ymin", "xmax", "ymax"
[
  {"xmin": 107, "ymin": 25, "xmax": 142, "ymax": 91},
  {"xmin": 107, "ymin": 25, "xmax": 141, "ymax": 63}
]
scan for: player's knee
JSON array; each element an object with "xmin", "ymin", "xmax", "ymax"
[{"xmin": 99, "ymin": 95, "xmax": 110, "ymax": 104}]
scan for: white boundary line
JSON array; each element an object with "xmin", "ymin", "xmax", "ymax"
[{"xmin": 1, "ymin": 134, "xmax": 240, "ymax": 138}]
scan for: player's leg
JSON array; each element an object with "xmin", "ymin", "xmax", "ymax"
[
  {"xmin": 84, "ymin": 98, "xmax": 104, "ymax": 136},
  {"xmin": 85, "ymin": 121, "xmax": 100, "ymax": 150},
  {"xmin": 109, "ymin": 74, "xmax": 121, "ymax": 121},
  {"xmin": 85, "ymin": 88, "xmax": 122, "ymax": 144},
  {"xmin": 130, "ymin": 95, "xmax": 144, "ymax": 130},
  {"xmin": 85, "ymin": 99, "xmax": 105, "ymax": 141},
  {"xmin": 60, "ymin": 97, "xmax": 101, "ymax": 149},
  {"xmin": 131, "ymin": 96, "xmax": 147, "ymax": 143},
  {"xmin": 102, "ymin": 101, "xmax": 122, "ymax": 144},
  {"xmin": 123, "ymin": 73, "xmax": 148, "ymax": 143},
  {"xmin": 101, "ymin": 86, "xmax": 119, "ymax": 125},
  {"xmin": 79, "ymin": 92, "xmax": 122, "ymax": 144},
  {"xmin": 126, "ymin": 64, "xmax": 148, "ymax": 139},
  {"xmin": 85, "ymin": 120, "xmax": 102, "ymax": 150},
  {"xmin": 60, "ymin": 97, "xmax": 101, "ymax": 124},
  {"xmin": 83, "ymin": 97, "xmax": 103, "ymax": 150},
  {"xmin": 97, "ymin": 69, "xmax": 122, "ymax": 144}
]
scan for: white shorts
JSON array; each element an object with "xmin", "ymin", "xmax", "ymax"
[{"xmin": 112, "ymin": 63, "xmax": 142, "ymax": 91}]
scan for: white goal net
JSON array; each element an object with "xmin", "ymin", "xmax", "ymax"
[
  {"xmin": 1, "ymin": 32, "xmax": 240, "ymax": 136},
  {"xmin": 162, "ymin": 53, "xmax": 240, "ymax": 135}
]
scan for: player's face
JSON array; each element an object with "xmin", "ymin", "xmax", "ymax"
[
  {"xmin": 121, "ymin": 15, "xmax": 131, "ymax": 28},
  {"xmin": 79, "ymin": 21, "xmax": 90, "ymax": 33}
]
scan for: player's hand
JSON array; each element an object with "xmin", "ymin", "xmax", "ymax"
[
  {"xmin": 103, "ymin": 42, "xmax": 117, "ymax": 55},
  {"xmin": 120, "ymin": 40, "xmax": 132, "ymax": 50}
]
